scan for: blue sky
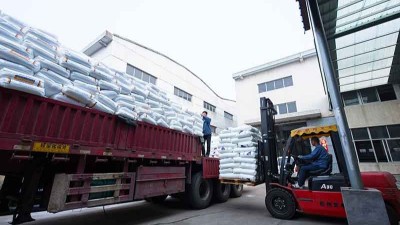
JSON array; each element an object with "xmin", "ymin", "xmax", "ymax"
[{"xmin": 1, "ymin": 0, "xmax": 314, "ymax": 99}]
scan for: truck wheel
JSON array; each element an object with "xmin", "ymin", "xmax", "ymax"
[
  {"xmin": 265, "ymin": 188, "xmax": 296, "ymax": 220},
  {"xmin": 213, "ymin": 181, "xmax": 231, "ymax": 203},
  {"xmin": 186, "ymin": 172, "xmax": 213, "ymax": 209},
  {"xmin": 385, "ymin": 203, "xmax": 399, "ymax": 225},
  {"xmin": 145, "ymin": 195, "xmax": 168, "ymax": 203},
  {"xmin": 230, "ymin": 185, "xmax": 243, "ymax": 198}
]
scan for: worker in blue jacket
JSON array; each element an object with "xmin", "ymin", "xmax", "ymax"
[
  {"xmin": 202, "ymin": 111, "xmax": 212, "ymax": 156},
  {"xmin": 293, "ymin": 136, "xmax": 329, "ymax": 188}
]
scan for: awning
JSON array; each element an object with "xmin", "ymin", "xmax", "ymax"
[
  {"xmin": 297, "ymin": 0, "xmax": 400, "ymax": 92},
  {"xmin": 290, "ymin": 124, "xmax": 338, "ymax": 137}
]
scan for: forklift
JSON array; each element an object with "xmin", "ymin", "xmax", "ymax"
[{"xmin": 258, "ymin": 97, "xmax": 400, "ymax": 225}]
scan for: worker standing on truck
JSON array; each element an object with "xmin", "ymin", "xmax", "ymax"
[
  {"xmin": 202, "ymin": 111, "xmax": 212, "ymax": 157},
  {"xmin": 293, "ymin": 136, "xmax": 329, "ymax": 188}
]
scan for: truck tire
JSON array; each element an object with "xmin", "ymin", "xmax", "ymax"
[
  {"xmin": 385, "ymin": 203, "xmax": 399, "ymax": 225},
  {"xmin": 213, "ymin": 181, "xmax": 231, "ymax": 203},
  {"xmin": 265, "ymin": 188, "xmax": 296, "ymax": 220},
  {"xmin": 230, "ymin": 184, "xmax": 243, "ymax": 198},
  {"xmin": 186, "ymin": 172, "xmax": 213, "ymax": 209},
  {"xmin": 145, "ymin": 195, "xmax": 168, "ymax": 203}
]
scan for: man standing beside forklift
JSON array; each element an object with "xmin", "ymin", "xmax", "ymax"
[{"xmin": 293, "ymin": 136, "xmax": 330, "ymax": 188}]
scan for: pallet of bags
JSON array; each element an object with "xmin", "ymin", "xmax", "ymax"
[{"xmin": 218, "ymin": 128, "xmax": 240, "ymax": 180}]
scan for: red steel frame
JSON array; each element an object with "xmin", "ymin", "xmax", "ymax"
[{"xmin": 0, "ymin": 88, "xmax": 203, "ymax": 162}]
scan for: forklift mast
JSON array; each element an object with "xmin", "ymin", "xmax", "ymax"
[{"xmin": 259, "ymin": 97, "xmax": 278, "ymax": 190}]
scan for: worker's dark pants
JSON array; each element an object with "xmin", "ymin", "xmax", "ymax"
[
  {"xmin": 202, "ymin": 134, "xmax": 211, "ymax": 156},
  {"xmin": 298, "ymin": 164, "xmax": 322, "ymax": 186}
]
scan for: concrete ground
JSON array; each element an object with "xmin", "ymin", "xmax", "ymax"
[{"xmin": 0, "ymin": 184, "xmax": 346, "ymax": 225}]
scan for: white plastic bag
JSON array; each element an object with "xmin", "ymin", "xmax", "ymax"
[
  {"xmin": 70, "ymin": 71, "xmax": 97, "ymax": 86},
  {"xmin": 0, "ymin": 45, "xmax": 40, "ymax": 72},
  {"xmin": 38, "ymin": 69, "xmax": 72, "ymax": 86},
  {"xmin": 0, "ymin": 77, "xmax": 44, "ymax": 96},
  {"xmin": 98, "ymin": 80, "xmax": 120, "ymax": 93},
  {"xmin": 35, "ymin": 56, "xmax": 69, "ymax": 78},
  {"xmin": 59, "ymin": 57, "xmax": 92, "ymax": 75},
  {"xmin": 100, "ymin": 90, "xmax": 118, "ymax": 99},
  {"xmin": 73, "ymin": 80, "xmax": 99, "ymax": 94},
  {"xmin": 61, "ymin": 85, "xmax": 95, "ymax": 107},
  {"xmin": 140, "ymin": 113, "xmax": 157, "ymax": 125}
]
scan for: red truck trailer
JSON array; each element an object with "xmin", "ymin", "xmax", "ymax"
[{"xmin": 0, "ymin": 87, "xmax": 240, "ymax": 224}]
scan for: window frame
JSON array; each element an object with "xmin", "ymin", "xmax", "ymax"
[
  {"xmin": 224, "ymin": 111, "xmax": 233, "ymax": 120},
  {"xmin": 174, "ymin": 87, "xmax": 192, "ymax": 102},
  {"xmin": 258, "ymin": 76, "xmax": 293, "ymax": 93},
  {"xmin": 203, "ymin": 101, "xmax": 216, "ymax": 112},
  {"xmin": 126, "ymin": 64, "xmax": 157, "ymax": 84}
]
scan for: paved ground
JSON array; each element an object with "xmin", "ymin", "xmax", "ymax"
[{"xmin": 0, "ymin": 184, "xmax": 346, "ymax": 225}]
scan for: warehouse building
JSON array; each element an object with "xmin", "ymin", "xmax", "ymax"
[
  {"xmin": 83, "ymin": 31, "xmax": 237, "ymax": 133},
  {"xmin": 234, "ymin": 44, "xmax": 400, "ymax": 174}
]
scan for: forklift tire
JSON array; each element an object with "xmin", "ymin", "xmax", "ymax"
[
  {"xmin": 145, "ymin": 195, "xmax": 168, "ymax": 203},
  {"xmin": 265, "ymin": 188, "xmax": 296, "ymax": 220},
  {"xmin": 230, "ymin": 184, "xmax": 243, "ymax": 198},
  {"xmin": 213, "ymin": 181, "xmax": 231, "ymax": 203},
  {"xmin": 385, "ymin": 203, "xmax": 399, "ymax": 225},
  {"xmin": 186, "ymin": 172, "xmax": 213, "ymax": 209}
]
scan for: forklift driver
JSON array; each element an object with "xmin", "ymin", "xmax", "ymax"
[{"xmin": 293, "ymin": 136, "xmax": 330, "ymax": 188}]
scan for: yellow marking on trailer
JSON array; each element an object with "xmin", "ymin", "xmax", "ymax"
[{"xmin": 32, "ymin": 142, "xmax": 70, "ymax": 154}]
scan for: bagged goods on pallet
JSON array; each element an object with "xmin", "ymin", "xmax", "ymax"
[
  {"xmin": 0, "ymin": 45, "xmax": 40, "ymax": 72},
  {"xmin": 101, "ymin": 90, "xmax": 118, "ymax": 100},
  {"xmin": 59, "ymin": 56, "xmax": 91, "ymax": 75},
  {"xmin": 0, "ymin": 70, "xmax": 45, "ymax": 96},
  {"xmin": 0, "ymin": 59, "xmax": 33, "ymax": 75},
  {"xmin": 70, "ymin": 71, "xmax": 97, "ymax": 86},
  {"xmin": 34, "ymin": 72, "xmax": 62, "ymax": 97},
  {"xmin": 35, "ymin": 56, "xmax": 69, "ymax": 78},
  {"xmin": 24, "ymin": 40, "xmax": 58, "ymax": 63},
  {"xmin": 61, "ymin": 85, "xmax": 95, "ymax": 107},
  {"xmin": 38, "ymin": 69, "xmax": 72, "ymax": 86},
  {"xmin": 0, "ymin": 36, "xmax": 33, "ymax": 58},
  {"xmin": 73, "ymin": 80, "xmax": 99, "ymax": 95},
  {"xmin": 0, "ymin": 12, "xmax": 211, "ymax": 136}
]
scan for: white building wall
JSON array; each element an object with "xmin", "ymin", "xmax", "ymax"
[
  {"xmin": 234, "ymin": 54, "xmax": 332, "ymax": 125},
  {"xmin": 87, "ymin": 35, "xmax": 237, "ymax": 132}
]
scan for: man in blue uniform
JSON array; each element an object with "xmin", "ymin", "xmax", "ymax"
[
  {"xmin": 202, "ymin": 111, "xmax": 212, "ymax": 157},
  {"xmin": 294, "ymin": 136, "xmax": 329, "ymax": 188}
]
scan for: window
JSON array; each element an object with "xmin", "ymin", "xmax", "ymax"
[
  {"xmin": 287, "ymin": 102, "xmax": 297, "ymax": 113},
  {"xmin": 224, "ymin": 111, "xmax": 233, "ymax": 120},
  {"xmin": 354, "ymin": 141, "xmax": 376, "ymax": 162},
  {"xmin": 351, "ymin": 128, "xmax": 369, "ymax": 140},
  {"xmin": 204, "ymin": 101, "xmax": 216, "ymax": 112},
  {"xmin": 126, "ymin": 64, "xmax": 157, "ymax": 84},
  {"xmin": 258, "ymin": 76, "xmax": 293, "ymax": 93},
  {"xmin": 388, "ymin": 125, "xmax": 400, "ymax": 138},
  {"xmin": 276, "ymin": 102, "xmax": 297, "ymax": 114},
  {"xmin": 342, "ymin": 91, "xmax": 359, "ymax": 106},
  {"xmin": 359, "ymin": 88, "xmax": 378, "ymax": 104},
  {"xmin": 341, "ymin": 85, "xmax": 397, "ymax": 106},
  {"xmin": 351, "ymin": 125, "xmax": 400, "ymax": 163},
  {"xmin": 174, "ymin": 87, "xmax": 192, "ymax": 102},
  {"xmin": 369, "ymin": 126, "xmax": 389, "ymax": 139},
  {"xmin": 377, "ymin": 85, "xmax": 396, "ymax": 102},
  {"xmin": 211, "ymin": 125, "xmax": 217, "ymax": 134},
  {"xmin": 278, "ymin": 104, "xmax": 287, "ymax": 114}
]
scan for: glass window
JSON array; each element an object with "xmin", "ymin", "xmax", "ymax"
[
  {"xmin": 287, "ymin": 101, "xmax": 297, "ymax": 113},
  {"xmin": 377, "ymin": 85, "xmax": 396, "ymax": 101},
  {"xmin": 274, "ymin": 79, "xmax": 284, "ymax": 89},
  {"xmin": 149, "ymin": 76, "xmax": 156, "ymax": 85},
  {"xmin": 204, "ymin": 101, "xmax": 216, "ymax": 112},
  {"xmin": 284, "ymin": 76, "xmax": 293, "ymax": 87},
  {"xmin": 142, "ymin": 72, "xmax": 149, "ymax": 83},
  {"xmin": 342, "ymin": 91, "xmax": 359, "ymax": 106},
  {"xmin": 388, "ymin": 139, "xmax": 400, "ymax": 161},
  {"xmin": 174, "ymin": 87, "xmax": 192, "ymax": 102},
  {"xmin": 388, "ymin": 125, "xmax": 400, "ymax": 138},
  {"xmin": 224, "ymin": 111, "xmax": 233, "ymax": 120},
  {"xmin": 134, "ymin": 69, "xmax": 142, "ymax": 79},
  {"xmin": 258, "ymin": 83, "xmax": 266, "ymax": 93},
  {"xmin": 373, "ymin": 140, "xmax": 388, "ymax": 162},
  {"xmin": 351, "ymin": 128, "xmax": 369, "ymax": 140},
  {"xmin": 266, "ymin": 81, "xmax": 274, "ymax": 91},
  {"xmin": 278, "ymin": 104, "xmax": 287, "ymax": 114},
  {"xmin": 126, "ymin": 64, "xmax": 135, "ymax": 75},
  {"xmin": 359, "ymin": 88, "xmax": 378, "ymax": 104},
  {"xmin": 354, "ymin": 141, "xmax": 376, "ymax": 162},
  {"xmin": 369, "ymin": 126, "xmax": 389, "ymax": 139}
]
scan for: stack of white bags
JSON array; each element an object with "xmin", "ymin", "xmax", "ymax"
[
  {"xmin": 209, "ymin": 136, "xmax": 221, "ymax": 158},
  {"xmin": 0, "ymin": 12, "xmax": 203, "ymax": 136},
  {"xmin": 219, "ymin": 125, "xmax": 261, "ymax": 182}
]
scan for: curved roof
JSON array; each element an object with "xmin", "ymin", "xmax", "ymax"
[
  {"xmin": 290, "ymin": 124, "xmax": 337, "ymax": 137},
  {"xmin": 83, "ymin": 31, "xmax": 235, "ymax": 102}
]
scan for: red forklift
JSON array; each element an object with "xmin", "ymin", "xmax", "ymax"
[{"xmin": 258, "ymin": 97, "xmax": 400, "ymax": 225}]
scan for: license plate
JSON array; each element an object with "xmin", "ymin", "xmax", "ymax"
[{"xmin": 32, "ymin": 142, "xmax": 70, "ymax": 154}]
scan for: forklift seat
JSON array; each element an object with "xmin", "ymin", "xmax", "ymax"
[{"xmin": 308, "ymin": 154, "xmax": 332, "ymax": 176}]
